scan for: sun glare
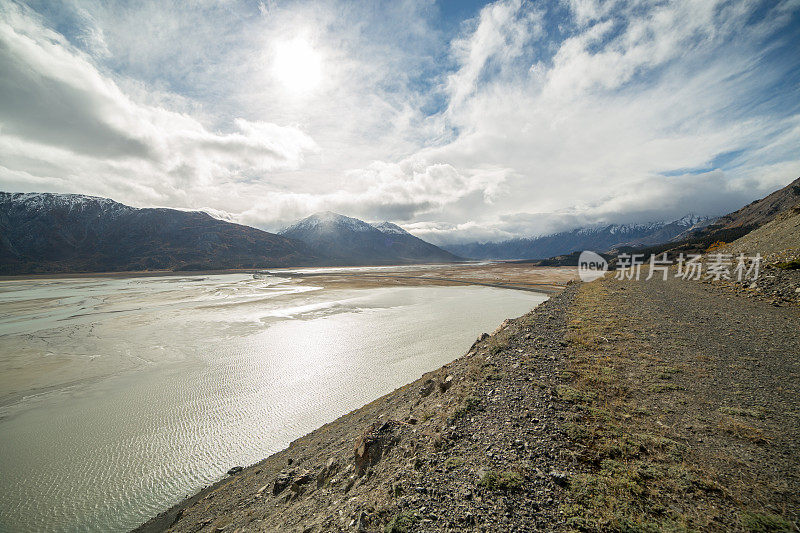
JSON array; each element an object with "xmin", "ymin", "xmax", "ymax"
[{"xmin": 272, "ymin": 38, "xmax": 322, "ymax": 94}]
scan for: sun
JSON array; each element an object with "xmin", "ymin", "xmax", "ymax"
[{"xmin": 272, "ymin": 38, "xmax": 322, "ymax": 94}]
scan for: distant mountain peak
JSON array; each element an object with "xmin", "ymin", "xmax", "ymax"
[
  {"xmin": 443, "ymin": 213, "xmax": 717, "ymax": 261},
  {"xmin": 4, "ymin": 191, "xmax": 130, "ymax": 210},
  {"xmin": 280, "ymin": 212, "xmax": 459, "ymax": 264},
  {"xmin": 284, "ymin": 212, "xmax": 376, "ymax": 233},
  {"xmin": 0, "ymin": 191, "xmax": 321, "ymax": 274}
]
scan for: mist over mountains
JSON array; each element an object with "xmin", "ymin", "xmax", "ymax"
[{"xmin": 442, "ymin": 215, "xmax": 713, "ymax": 260}]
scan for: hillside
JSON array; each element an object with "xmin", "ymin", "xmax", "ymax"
[
  {"xmin": 604, "ymin": 176, "xmax": 800, "ymax": 262},
  {"xmin": 134, "ymin": 182, "xmax": 800, "ymax": 532},
  {"xmin": 720, "ymin": 203, "xmax": 800, "ymax": 261},
  {"xmin": 0, "ymin": 192, "xmax": 321, "ymax": 274},
  {"xmin": 280, "ymin": 212, "xmax": 461, "ymax": 265},
  {"xmin": 670, "ymin": 176, "xmax": 800, "ymax": 247}
]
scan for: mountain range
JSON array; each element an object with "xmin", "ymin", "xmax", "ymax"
[
  {"xmin": 0, "ymin": 194, "xmax": 459, "ymax": 274},
  {"xmin": 443, "ymin": 215, "xmax": 712, "ymax": 261},
  {"xmin": 4, "ymin": 177, "xmax": 797, "ymax": 274},
  {"xmin": 0, "ymin": 192, "xmax": 323, "ymax": 274}
]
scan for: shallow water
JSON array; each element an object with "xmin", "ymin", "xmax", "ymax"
[{"xmin": 0, "ymin": 271, "xmax": 546, "ymax": 532}]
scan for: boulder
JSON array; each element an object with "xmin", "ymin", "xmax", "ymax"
[
  {"xmin": 273, "ymin": 470, "xmax": 295, "ymax": 495},
  {"xmin": 354, "ymin": 420, "xmax": 403, "ymax": 474},
  {"xmin": 419, "ymin": 378, "xmax": 436, "ymax": 397},
  {"xmin": 290, "ymin": 470, "xmax": 313, "ymax": 492},
  {"xmin": 316, "ymin": 457, "xmax": 340, "ymax": 487}
]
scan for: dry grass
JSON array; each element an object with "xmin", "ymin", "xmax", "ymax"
[{"xmin": 557, "ymin": 279, "xmax": 757, "ymax": 532}]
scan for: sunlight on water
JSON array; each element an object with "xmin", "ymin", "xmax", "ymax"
[{"xmin": 0, "ymin": 272, "xmax": 546, "ymax": 532}]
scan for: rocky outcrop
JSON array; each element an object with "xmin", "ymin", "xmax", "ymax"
[{"xmin": 354, "ymin": 420, "xmax": 404, "ymax": 475}]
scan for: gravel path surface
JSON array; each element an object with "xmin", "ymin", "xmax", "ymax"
[
  {"xmin": 558, "ymin": 273, "xmax": 799, "ymax": 530},
  {"xmin": 610, "ymin": 275, "xmax": 800, "ymax": 515}
]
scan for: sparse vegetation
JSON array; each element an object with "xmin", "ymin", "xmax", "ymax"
[
  {"xmin": 558, "ymin": 280, "xmax": 734, "ymax": 530},
  {"xmin": 448, "ymin": 395, "xmax": 480, "ymax": 422},
  {"xmin": 444, "ymin": 456, "xmax": 465, "ymax": 470},
  {"xmin": 741, "ymin": 511, "xmax": 796, "ymax": 532},
  {"xmin": 719, "ymin": 406, "xmax": 765, "ymax": 419},
  {"xmin": 649, "ymin": 383, "xmax": 684, "ymax": 393},
  {"xmin": 718, "ymin": 417, "xmax": 770, "ymax": 444},
  {"xmin": 384, "ymin": 511, "xmax": 417, "ymax": 533},
  {"xmin": 775, "ymin": 259, "xmax": 800, "ymax": 270},
  {"xmin": 478, "ymin": 469, "xmax": 523, "ymax": 491},
  {"xmin": 488, "ymin": 334, "xmax": 511, "ymax": 355}
]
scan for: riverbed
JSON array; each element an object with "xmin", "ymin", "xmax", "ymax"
[{"xmin": 0, "ymin": 270, "xmax": 546, "ymax": 532}]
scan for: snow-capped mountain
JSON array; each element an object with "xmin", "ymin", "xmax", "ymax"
[
  {"xmin": 443, "ymin": 215, "xmax": 715, "ymax": 260},
  {"xmin": 0, "ymin": 192, "xmax": 321, "ymax": 274},
  {"xmin": 5, "ymin": 192, "xmax": 135, "ymax": 216},
  {"xmin": 280, "ymin": 212, "xmax": 460, "ymax": 265}
]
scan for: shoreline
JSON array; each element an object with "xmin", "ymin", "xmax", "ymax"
[
  {"xmin": 0, "ymin": 262, "xmax": 477, "ymax": 281},
  {"xmin": 133, "ymin": 273, "xmax": 800, "ymax": 532},
  {"xmin": 133, "ymin": 286, "xmax": 575, "ymax": 532}
]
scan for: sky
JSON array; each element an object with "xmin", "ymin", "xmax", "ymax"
[{"xmin": 1, "ymin": 0, "xmax": 799, "ymax": 244}]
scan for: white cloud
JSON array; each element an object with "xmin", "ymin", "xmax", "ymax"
[
  {"xmin": 0, "ymin": 1, "xmax": 317, "ymax": 203},
  {"xmin": 1, "ymin": 0, "xmax": 799, "ymax": 245}
]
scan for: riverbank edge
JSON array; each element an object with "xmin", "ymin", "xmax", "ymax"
[{"xmin": 132, "ymin": 285, "xmax": 575, "ymax": 532}]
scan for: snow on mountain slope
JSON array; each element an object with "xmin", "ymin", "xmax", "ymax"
[
  {"xmin": 370, "ymin": 221, "xmax": 410, "ymax": 235},
  {"xmin": 444, "ymin": 215, "xmax": 714, "ymax": 260}
]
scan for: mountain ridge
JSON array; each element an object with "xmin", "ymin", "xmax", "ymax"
[{"xmin": 0, "ymin": 192, "xmax": 322, "ymax": 274}]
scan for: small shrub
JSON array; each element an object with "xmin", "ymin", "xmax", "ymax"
[
  {"xmin": 775, "ymin": 259, "xmax": 800, "ymax": 270},
  {"xmin": 557, "ymin": 385, "xmax": 596, "ymax": 403},
  {"xmin": 444, "ymin": 456, "xmax": 465, "ymax": 470},
  {"xmin": 448, "ymin": 395, "xmax": 480, "ymax": 422},
  {"xmin": 385, "ymin": 511, "xmax": 417, "ymax": 533},
  {"xmin": 479, "ymin": 469, "xmax": 524, "ymax": 491},
  {"xmin": 719, "ymin": 406, "xmax": 765, "ymax": 419}
]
